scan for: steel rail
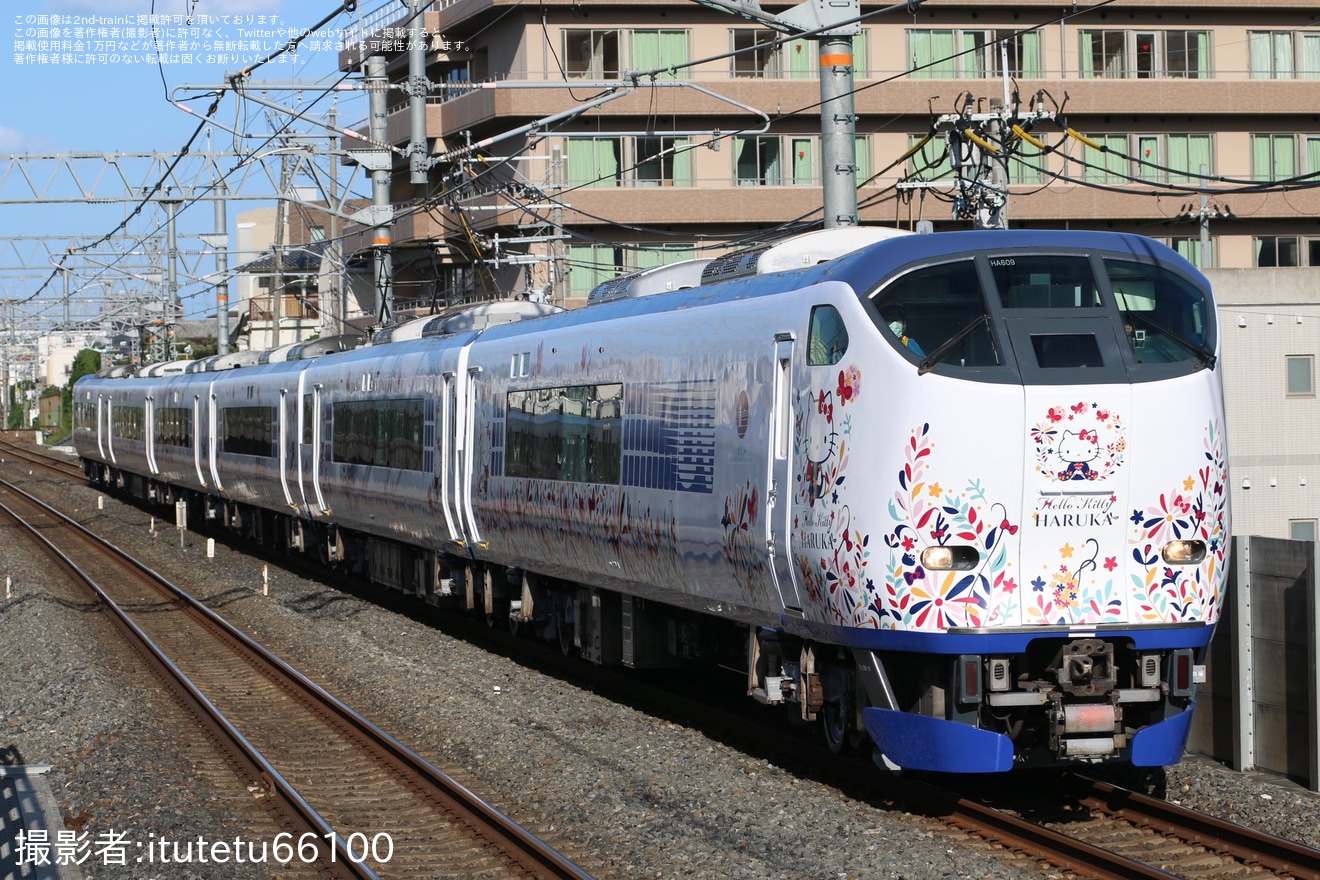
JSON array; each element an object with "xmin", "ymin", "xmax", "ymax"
[{"xmin": 0, "ymin": 477, "xmax": 595, "ymax": 880}]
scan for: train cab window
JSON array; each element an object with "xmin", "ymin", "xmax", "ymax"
[
  {"xmin": 990, "ymin": 254, "xmax": 1101, "ymax": 309},
  {"xmin": 869, "ymin": 259, "xmax": 1000, "ymax": 368},
  {"xmin": 807, "ymin": 305, "xmax": 848, "ymax": 365},
  {"xmin": 1104, "ymin": 258, "xmax": 1213, "ymax": 365}
]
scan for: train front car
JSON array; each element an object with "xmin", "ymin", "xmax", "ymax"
[{"xmin": 798, "ymin": 230, "xmax": 1228, "ymax": 772}]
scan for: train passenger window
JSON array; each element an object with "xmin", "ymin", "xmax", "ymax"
[
  {"xmin": 221, "ymin": 406, "xmax": 276, "ymax": 458},
  {"xmin": 990, "ymin": 255, "xmax": 1100, "ymax": 309},
  {"xmin": 869, "ymin": 259, "xmax": 1001, "ymax": 368},
  {"xmin": 807, "ymin": 305, "xmax": 848, "ymax": 365},
  {"xmin": 506, "ymin": 383, "xmax": 623, "ymax": 484},
  {"xmin": 1104, "ymin": 258, "xmax": 1213, "ymax": 365}
]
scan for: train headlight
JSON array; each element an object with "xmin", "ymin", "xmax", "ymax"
[
  {"xmin": 920, "ymin": 546, "xmax": 980, "ymax": 571},
  {"xmin": 1161, "ymin": 540, "xmax": 1206, "ymax": 566}
]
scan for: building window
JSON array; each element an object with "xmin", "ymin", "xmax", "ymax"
[
  {"xmin": 566, "ymin": 137, "xmax": 622, "ymax": 188},
  {"xmin": 735, "ymin": 136, "xmax": 782, "ymax": 185},
  {"xmin": 855, "ymin": 135, "xmax": 871, "ymax": 183},
  {"xmin": 1249, "ymin": 31, "xmax": 1294, "ymax": 78},
  {"xmin": 1130, "ymin": 133, "xmax": 1212, "ymax": 183},
  {"xmin": 731, "ymin": 28, "xmax": 779, "ymax": 77},
  {"xmin": 1252, "ymin": 133, "xmax": 1296, "ymax": 181},
  {"xmin": 564, "ymin": 29, "xmax": 619, "ymax": 78},
  {"xmin": 907, "ymin": 29, "xmax": 957, "ymax": 77},
  {"xmin": 630, "ymin": 30, "xmax": 688, "ymax": 78},
  {"xmin": 1076, "ymin": 133, "xmax": 1128, "ymax": 183},
  {"xmin": 907, "ymin": 133, "xmax": 952, "ymax": 180},
  {"xmin": 568, "ymin": 244, "xmax": 625, "ymax": 299},
  {"xmin": 1287, "ymin": 355, "xmax": 1314, "ymax": 396},
  {"xmin": 635, "ymin": 137, "xmax": 692, "ymax": 186},
  {"xmin": 1253, "ymin": 236, "xmax": 1320, "ymax": 267},
  {"xmin": 1168, "ymin": 237, "xmax": 1216, "ymax": 269},
  {"xmin": 634, "ymin": 243, "xmax": 696, "ymax": 270},
  {"xmin": 961, "ymin": 30, "xmax": 1043, "ymax": 78},
  {"xmin": 308, "ymin": 225, "xmax": 325, "ymax": 241},
  {"xmin": 853, "ymin": 31, "xmax": 870, "ymax": 78},
  {"xmin": 1165, "ymin": 30, "xmax": 1211, "ymax": 78},
  {"xmin": 1290, "ymin": 519, "xmax": 1318, "ymax": 542},
  {"xmin": 1079, "ymin": 30, "xmax": 1127, "ymax": 77}
]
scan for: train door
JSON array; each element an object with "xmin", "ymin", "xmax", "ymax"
[
  {"xmin": 96, "ymin": 395, "xmax": 108, "ymax": 461},
  {"xmin": 104, "ymin": 397, "xmax": 117, "ymax": 464},
  {"xmin": 208, "ymin": 386, "xmax": 224, "ymax": 493},
  {"xmin": 452, "ymin": 341, "xmax": 484, "ymax": 546},
  {"xmin": 277, "ymin": 388, "xmax": 295, "ymax": 508},
  {"xmin": 192, "ymin": 394, "xmax": 207, "ymax": 486},
  {"xmin": 438, "ymin": 371, "xmax": 461, "ymax": 541},
  {"xmin": 296, "ymin": 377, "xmax": 328, "ymax": 516},
  {"xmin": 145, "ymin": 397, "xmax": 159, "ymax": 475},
  {"xmin": 767, "ymin": 333, "xmax": 804, "ymax": 613}
]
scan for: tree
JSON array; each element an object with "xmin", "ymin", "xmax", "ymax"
[{"xmin": 57, "ymin": 349, "xmax": 102, "ymax": 439}]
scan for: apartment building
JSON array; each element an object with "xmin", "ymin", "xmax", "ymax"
[
  {"xmin": 340, "ymin": 0, "xmax": 1320, "ymax": 306},
  {"xmin": 339, "ymin": 0, "xmax": 1320, "ymax": 540}
]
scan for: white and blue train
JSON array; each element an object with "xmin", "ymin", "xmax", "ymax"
[{"xmin": 73, "ymin": 227, "xmax": 1230, "ymax": 772}]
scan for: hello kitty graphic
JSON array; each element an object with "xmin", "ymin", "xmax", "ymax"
[
  {"xmin": 1056, "ymin": 430, "xmax": 1100, "ymax": 481},
  {"xmin": 1030, "ymin": 401, "xmax": 1126, "ymax": 483}
]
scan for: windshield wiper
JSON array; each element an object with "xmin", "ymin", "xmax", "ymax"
[
  {"xmin": 917, "ymin": 314, "xmax": 992, "ymax": 375},
  {"xmin": 1129, "ymin": 313, "xmax": 1216, "ymax": 370}
]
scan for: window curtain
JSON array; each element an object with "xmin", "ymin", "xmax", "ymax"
[
  {"xmin": 855, "ymin": 136, "xmax": 871, "ymax": 183},
  {"xmin": 1248, "ymin": 32, "xmax": 1271, "ymax": 78},
  {"xmin": 672, "ymin": 138, "xmax": 692, "ymax": 186},
  {"xmin": 791, "ymin": 138, "xmax": 814, "ymax": 185},
  {"xmin": 787, "ymin": 39, "xmax": 814, "ymax": 79},
  {"xmin": 1136, "ymin": 135, "xmax": 1159, "ymax": 181},
  {"xmin": 1275, "ymin": 32, "xmax": 1294, "ymax": 78},
  {"xmin": 660, "ymin": 31, "xmax": 688, "ymax": 77},
  {"xmin": 1192, "ymin": 31, "xmax": 1210, "ymax": 78},
  {"xmin": 568, "ymin": 138, "xmax": 619, "ymax": 188},
  {"xmin": 1307, "ymin": 136, "xmax": 1320, "ymax": 176},
  {"xmin": 632, "ymin": 31, "xmax": 660, "ymax": 73},
  {"xmin": 909, "ymin": 30, "xmax": 955, "ymax": 77},
  {"xmin": 1079, "ymin": 32, "xmax": 1096, "ymax": 78},
  {"xmin": 1302, "ymin": 33, "xmax": 1320, "ymax": 79},
  {"xmin": 568, "ymin": 245, "xmax": 613, "ymax": 298},
  {"xmin": 1019, "ymin": 31, "xmax": 1042, "ymax": 77},
  {"xmin": 1168, "ymin": 134, "xmax": 1211, "ymax": 183},
  {"xmin": 853, "ymin": 31, "xmax": 869, "ymax": 79}
]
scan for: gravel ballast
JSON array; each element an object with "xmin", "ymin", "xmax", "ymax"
[{"xmin": 2, "ymin": 451, "xmax": 1318, "ymax": 879}]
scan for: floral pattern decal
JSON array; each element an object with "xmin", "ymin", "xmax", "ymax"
[
  {"xmin": 792, "ymin": 367, "xmax": 876, "ymax": 627},
  {"xmin": 487, "ymin": 480, "xmax": 683, "ymax": 587},
  {"xmin": 721, "ymin": 480, "xmax": 768, "ymax": 605},
  {"xmin": 879, "ymin": 423, "xmax": 1018, "ymax": 630},
  {"xmin": 1020, "ymin": 538, "xmax": 1124, "ymax": 626},
  {"xmin": 1128, "ymin": 420, "xmax": 1229, "ymax": 623}
]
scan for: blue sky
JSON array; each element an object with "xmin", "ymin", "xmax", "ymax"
[{"xmin": 1, "ymin": 0, "xmax": 377, "ymax": 320}]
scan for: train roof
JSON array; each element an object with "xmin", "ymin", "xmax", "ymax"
[{"xmin": 79, "ymin": 228, "xmax": 1207, "ymax": 384}]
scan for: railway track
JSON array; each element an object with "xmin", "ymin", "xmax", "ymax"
[
  {"xmin": 916, "ymin": 770, "xmax": 1320, "ymax": 880},
  {"xmin": 0, "ymin": 433, "xmax": 84, "ymax": 480},
  {"xmin": 0, "ymin": 475, "xmax": 594, "ymax": 880}
]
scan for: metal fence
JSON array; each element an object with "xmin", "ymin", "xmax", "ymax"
[{"xmin": 1187, "ymin": 535, "xmax": 1320, "ymax": 790}]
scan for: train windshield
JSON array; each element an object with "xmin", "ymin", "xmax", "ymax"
[
  {"xmin": 867, "ymin": 249, "xmax": 1216, "ymax": 378},
  {"xmin": 1103, "ymin": 258, "xmax": 1213, "ymax": 365}
]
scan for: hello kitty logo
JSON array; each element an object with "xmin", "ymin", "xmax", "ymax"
[{"xmin": 1030, "ymin": 401, "xmax": 1126, "ymax": 483}]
